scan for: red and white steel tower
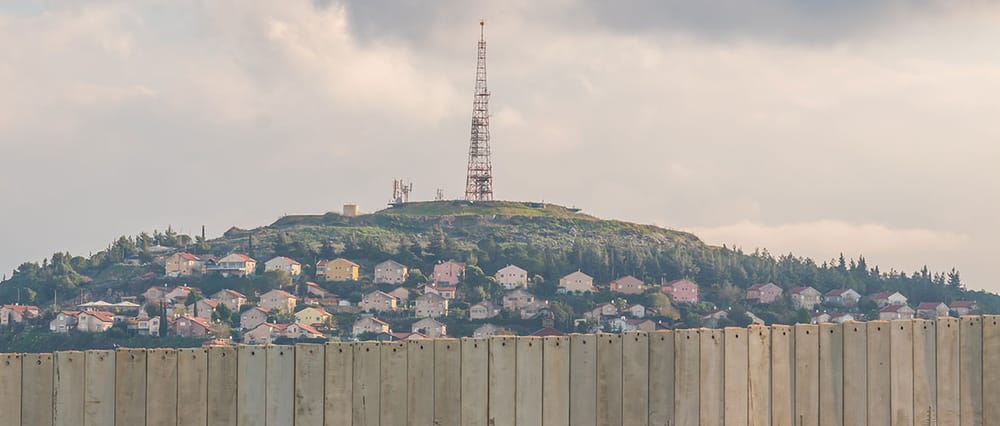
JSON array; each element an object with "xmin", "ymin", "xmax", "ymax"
[{"xmin": 464, "ymin": 20, "xmax": 494, "ymax": 201}]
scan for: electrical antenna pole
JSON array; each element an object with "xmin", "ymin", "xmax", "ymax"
[{"xmin": 464, "ymin": 19, "xmax": 494, "ymax": 201}]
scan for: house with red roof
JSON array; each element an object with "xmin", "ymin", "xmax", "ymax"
[
  {"xmin": 265, "ymin": 256, "xmax": 302, "ymax": 276},
  {"xmin": 789, "ymin": 287, "xmax": 822, "ymax": 310},
  {"xmin": 432, "ymin": 260, "xmax": 466, "ymax": 285},
  {"xmin": 352, "ymin": 317, "xmax": 390, "ymax": 336},
  {"xmin": 0, "ymin": 304, "xmax": 40, "ymax": 326},
  {"xmin": 186, "ymin": 299, "xmax": 219, "ymax": 322},
  {"xmin": 609, "ymin": 275, "xmax": 645, "ymax": 295},
  {"xmin": 530, "ymin": 327, "xmax": 565, "ymax": 337},
  {"xmin": 165, "ymin": 252, "xmax": 203, "ymax": 277},
  {"xmin": 950, "ymin": 300, "xmax": 978, "ymax": 316},
  {"xmin": 916, "ymin": 302, "xmax": 949, "ymax": 319},
  {"xmin": 824, "ymin": 288, "xmax": 861, "ymax": 307},
  {"xmin": 210, "ymin": 289, "xmax": 248, "ymax": 311},
  {"xmin": 259, "ymin": 289, "xmax": 297, "ymax": 313},
  {"xmin": 207, "ymin": 253, "xmax": 257, "ymax": 277},
  {"xmin": 746, "ymin": 283, "xmax": 783, "ymax": 304},
  {"xmin": 878, "ymin": 304, "xmax": 915, "ymax": 321},
  {"xmin": 662, "ymin": 279, "xmax": 699, "ymax": 304},
  {"xmin": 172, "ymin": 315, "xmax": 212, "ymax": 337},
  {"xmin": 77, "ymin": 310, "xmax": 116, "ymax": 332},
  {"xmin": 240, "ymin": 307, "xmax": 270, "ymax": 331},
  {"xmin": 49, "ymin": 311, "xmax": 81, "ymax": 333},
  {"xmin": 868, "ymin": 291, "xmax": 907, "ymax": 308}
]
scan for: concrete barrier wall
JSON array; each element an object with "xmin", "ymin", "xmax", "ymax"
[{"xmin": 1, "ymin": 316, "xmax": 997, "ymax": 425}]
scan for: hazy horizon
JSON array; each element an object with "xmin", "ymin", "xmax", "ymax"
[{"xmin": 1, "ymin": 1, "xmax": 997, "ymax": 291}]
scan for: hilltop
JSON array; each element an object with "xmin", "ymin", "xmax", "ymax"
[{"xmin": 1, "ymin": 199, "xmax": 998, "ymax": 349}]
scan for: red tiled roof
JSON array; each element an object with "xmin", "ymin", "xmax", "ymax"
[
  {"xmin": 271, "ymin": 256, "xmax": 301, "ymax": 265},
  {"xmin": 84, "ymin": 311, "xmax": 116, "ymax": 322},
  {"xmin": 200, "ymin": 300, "xmax": 219, "ymax": 309},
  {"xmin": 530, "ymin": 327, "xmax": 565, "ymax": 337},
  {"xmin": 224, "ymin": 289, "xmax": 246, "ymax": 298},
  {"xmin": 189, "ymin": 316, "xmax": 212, "ymax": 329},
  {"xmin": 789, "ymin": 286, "xmax": 817, "ymax": 295},
  {"xmin": 294, "ymin": 323, "xmax": 323, "ymax": 336},
  {"xmin": 266, "ymin": 289, "xmax": 296, "ymax": 298},
  {"xmin": 917, "ymin": 302, "xmax": 946, "ymax": 310},
  {"xmin": 178, "ymin": 252, "xmax": 200, "ymax": 261},
  {"xmin": 880, "ymin": 304, "xmax": 912, "ymax": 313},
  {"xmin": 950, "ymin": 301, "xmax": 976, "ymax": 308},
  {"xmin": 664, "ymin": 279, "xmax": 697, "ymax": 288},
  {"xmin": 826, "ymin": 288, "xmax": 852, "ymax": 296},
  {"xmin": 2, "ymin": 305, "xmax": 40, "ymax": 316}
]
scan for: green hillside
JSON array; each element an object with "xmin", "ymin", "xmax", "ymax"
[{"xmin": 2, "ymin": 200, "xmax": 998, "ymax": 329}]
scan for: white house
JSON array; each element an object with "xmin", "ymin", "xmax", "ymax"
[
  {"xmin": 494, "ymin": 265, "xmax": 529, "ymax": 290},
  {"xmin": 264, "ymin": 256, "xmax": 302, "ymax": 276}
]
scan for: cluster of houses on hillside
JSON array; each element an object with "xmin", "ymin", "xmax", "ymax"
[
  {"xmin": 738, "ymin": 283, "xmax": 979, "ymax": 322},
  {"xmin": 1, "ymin": 247, "xmax": 985, "ymax": 343}
]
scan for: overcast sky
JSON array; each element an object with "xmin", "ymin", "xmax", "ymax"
[{"xmin": 1, "ymin": 1, "xmax": 998, "ymax": 290}]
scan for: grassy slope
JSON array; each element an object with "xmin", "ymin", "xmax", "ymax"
[{"xmin": 215, "ymin": 201, "xmax": 704, "ymax": 256}]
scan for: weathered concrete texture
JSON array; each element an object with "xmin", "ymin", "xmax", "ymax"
[
  {"xmin": 0, "ymin": 353, "xmax": 22, "ymax": 426},
  {"xmin": 889, "ymin": 320, "xmax": 914, "ymax": 426},
  {"xmin": 936, "ymin": 317, "xmax": 960, "ymax": 426},
  {"xmin": 515, "ymin": 337, "xmax": 543, "ymax": 426},
  {"xmin": 84, "ymin": 350, "xmax": 115, "ymax": 426},
  {"xmin": 353, "ymin": 342, "xmax": 380, "ymax": 426},
  {"xmin": 794, "ymin": 324, "xmax": 819, "ymax": 426},
  {"xmin": 379, "ymin": 341, "xmax": 407, "ymax": 426},
  {"xmin": 867, "ymin": 321, "xmax": 891, "ymax": 426},
  {"xmin": 295, "ymin": 343, "xmax": 325, "ymax": 426},
  {"xmin": 237, "ymin": 346, "xmax": 266, "ymax": 426},
  {"xmin": 700, "ymin": 329, "xmax": 724, "ymax": 426},
  {"xmin": 266, "ymin": 346, "xmax": 294, "ymax": 426},
  {"xmin": 596, "ymin": 333, "xmax": 623, "ymax": 426},
  {"xmin": 207, "ymin": 346, "xmax": 238, "ymax": 426},
  {"xmin": 406, "ymin": 340, "xmax": 434, "ymax": 426},
  {"xmin": 325, "ymin": 342, "xmax": 354, "ymax": 426},
  {"xmin": 842, "ymin": 323, "xmax": 867, "ymax": 426},
  {"xmin": 569, "ymin": 334, "xmax": 597, "ymax": 426},
  {"xmin": 622, "ymin": 332, "xmax": 650, "ymax": 426},
  {"xmin": 53, "ymin": 351, "xmax": 84, "ymax": 426},
  {"xmin": 912, "ymin": 320, "xmax": 936, "ymax": 425},
  {"xmin": 433, "ymin": 339, "xmax": 460, "ymax": 426},
  {"xmin": 176, "ymin": 348, "xmax": 208, "ymax": 426},
  {"xmin": 22, "ymin": 353, "xmax": 54, "ymax": 426},
  {"xmin": 959, "ymin": 316, "xmax": 983, "ymax": 426},
  {"xmin": 818, "ymin": 323, "xmax": 843, "ymax": 426},
  {"xmin": 115, "ymin": 349, "xmax": 146, "ymax": 426},
  {"xmin": 542, "ymin": 336, "xmax": 571, "ymax": 426},
  {"xmin": 145, "ymin": 349, "xmax": 178, "ymax": 426},
  {"xmin": 723, "ymin": 327, "xmax": 748, "ymax": 426},
  {"xmin": 461, "ymin": 338, "xmax": 488, "ymax": 426},
  {"xmin": 488, "ymin": 336, "xmax": 516, "ymax": 426},
  {"xmin": 674, "ymin": 329, "xmax": 700, "ymax": 426},
  {"xmin": 648, "ymin": 330, "xmax": 675, "ymax": 426},
  {"xmin": 771, "ymin": 325, "xmax": 794, "ymax": 426},
  {"xmin": 982, "ymin": 315, "xmax": 1000, "ymax": 425},
  {"xmin": 747, "ymin": 326, "xmax": 770, "ymax": 426}
]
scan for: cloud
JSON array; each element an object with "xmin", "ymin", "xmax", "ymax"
[
  {"xmin": 690, "ymin": 220, "xmax": 970, "ymax": 273},
  {"xmin": 0, "ymin": 0, "xmax": 999, "ymax": 294}
]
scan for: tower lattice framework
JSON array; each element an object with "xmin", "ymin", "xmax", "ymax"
[{"xmin": 465, "ymin": 20, "xmax": 494, "ymax": 201}]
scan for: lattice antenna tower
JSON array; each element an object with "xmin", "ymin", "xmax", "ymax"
[{"xmin": 464, "ymin": 19, "xmax": 494, "ymax": 201}]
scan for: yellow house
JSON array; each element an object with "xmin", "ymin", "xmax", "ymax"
[
  {"xmin": 318, "ymin": 258, "xmax": 360, "ymax": 281},
  {"xmin": 294, "ymin": 307, "xmax": 332, "ymax": 326}
]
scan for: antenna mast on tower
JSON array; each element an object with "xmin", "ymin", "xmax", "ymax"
[{"xmin": 465, "ymin": 19, "xmax": 494, "ymax": 201}]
